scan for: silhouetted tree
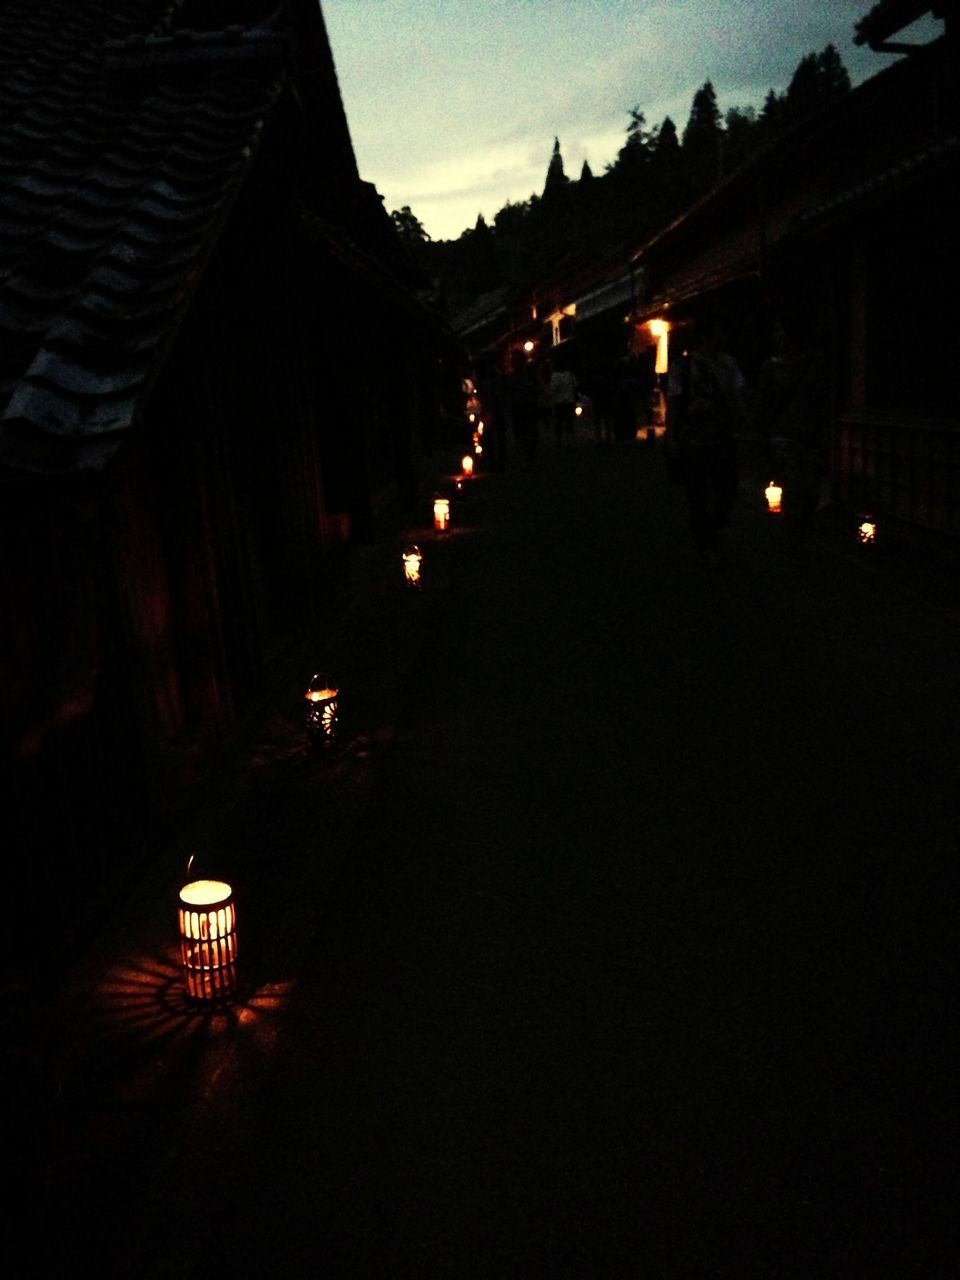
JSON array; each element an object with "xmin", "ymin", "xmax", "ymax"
[
  {"xmin": 653, "ymin": 115, "xmax": 681, "ymax": 166},
  {"xmin": 784, "ymin": 43, "xmax": 851, "ymax": 124},
  {"xmin": 391, "ymin": 205, "xmax": 429, "ymax": 244},
  {"xmin": 401, "ymin": 41, "xmax": 854, "ymax": 323},
  {"xmin": 542, "ymin": 136, "xmax": 569, "ymax": 200},
  {"xmin": 682, "ymin": 80, "xmax": 723, "ymax": 191},
  {"xmin": 723, "ymin": 105, "xmax": 759, "ymax": 173},
  {"xmin": 759, "ymin": 87, "xmax": 787, "ymax": 141}
]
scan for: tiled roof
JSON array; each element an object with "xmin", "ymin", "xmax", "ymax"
[{"xmin": 0, "ymin": 1, "xmax": 285, "ymax": 472}]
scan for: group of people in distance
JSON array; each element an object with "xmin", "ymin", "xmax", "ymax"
[
  {"xmin": 468, "ymin": 301, "xmax": 830, "ymax": 561},
  {"xmin": 664, "ymin": 306, "xmax": 829, "ymax": 563},
  {"xmin": 472, "ymin": 348, "xmax": 582, "ymax": 474}
]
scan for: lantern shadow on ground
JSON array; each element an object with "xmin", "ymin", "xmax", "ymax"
[{"xmin": 80, "ymin": 946, "xmax": 297, "ymax": 1078}]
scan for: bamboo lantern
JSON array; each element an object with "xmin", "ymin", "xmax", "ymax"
[
  {"xmin": 461, "ymin": 454, "xmax": 474, "ymax": 476},
  {"xmin": 305, "ymin": 673, "xmax": 339, "ymax": 749},
  {"xmin": 858, "ymin": 517, "xmax": 877, "ymax": 545},
  {"xmin": 402, "ymin": 544, "xmax": 423, "ymax": 589},
  {"xmin": 433, "ymin": 496, "xmax": 451, "ymax": 532},
  {"xmin": 765, "ymin": 481, "xmax": 783, "ymax": 514},
  {"xmin": 178, "ymin": 877, "xmax": 238, "ymax": 1001}
]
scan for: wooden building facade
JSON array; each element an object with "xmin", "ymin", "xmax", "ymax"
[
  {"xmin": 0, "ymin": 0, "xmax": 456, "ymax": 960},
  {"xmin": 627, "ymin": 1, "xmax": 957, "ymax": 536},
  {"xmin": 470, "ymin": 3, "xmax": 956, "ymax": 543}
]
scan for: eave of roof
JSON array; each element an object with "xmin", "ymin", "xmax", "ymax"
[{"xmin": 0, "ymin": 0, "xmax": 282, "ymax": 474}]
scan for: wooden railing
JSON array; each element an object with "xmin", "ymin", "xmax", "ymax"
[{"xmin": 833, "ymin": 412, "xmax": 960, "ymax": 537}]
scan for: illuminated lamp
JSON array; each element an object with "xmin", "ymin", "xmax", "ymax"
[
  {"xmin": 402, "ymin": 544, "xmax": 423, "ymax": 589},
  {"xmin": 178, "ymin": 875, "xmax": 238, "ymax": 1001},
  {"xmin": 648, "ymin": 317, "xmax": 670, "ymax": 375},
  {"xmin": 765, "ymin": 481, "xmax": 783, "ymax": 514},
  {"xmin": 477, "ymin": 421, "xmax": 484, "ymax": 436},
  {"xmin": 858, "ymin": 517, "xmax": 877, "ymax": 545},
  {"xmin": 433, "ymin": 495, "xmax": 451, "ymax": 532},
  {"xmin": 574, "ymin": 403, "xmax": 583, "ymax": 417},
  {"xmin": 305, "ymin": 673, "xmax": 339, "ymax": 750},
  {"xmin": 523, "ymin": 340, "xmax": 535, "ymax": 353},
  {"xmin": 461, "ymin": 455, "xmax": 474, "ymax": 476},
  {"xmin": 468, "ymin": 412, "xmax": 476, "ymax": 423}
]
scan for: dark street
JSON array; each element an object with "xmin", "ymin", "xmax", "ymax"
[{"xmin": 6, "ymin": 430, "xmax": 958, "ymax": 1278}]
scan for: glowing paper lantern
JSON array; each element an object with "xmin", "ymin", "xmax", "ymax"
[
  {"xmin": 178, "ymin": 877, "xmax": 238, "ymax": 1001},
  {"xmin": 305, "ymin": 673, "xmax": 339, "ymax": 750},
  {"xmin": 402, "ymin": 544, "xmax": 423, "ymax": 589},
  {"xmin": 461, "ymin": 455, "xmax": 474, "ymax": 476},
  {"xmin": 648, "ymin": 317, "xmax": 670, "ymax": 374},
  {"xmin": 765, "ymin": 481, "xmax": 783, "ymax": 514},
  {"xmin": 433, "ymin": 496, "xmax": 451, "ymax": 532},
  {"xmin": 858, "ymin": 518, "xmax": 877, "ymax": 545}
]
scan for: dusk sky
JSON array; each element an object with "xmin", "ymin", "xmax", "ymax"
[{"xmin": 322, "ymin": 0, "xmax": 942, "ymax": 242}]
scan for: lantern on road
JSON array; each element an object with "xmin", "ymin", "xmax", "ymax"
[
  {"xmin": 858, "ymin": 517, "xmax": 877, "ymax": 545},
  {"xmin": 402, "ymin": 544, "xmax": 423, "ymax": 589},
  {"xmin": 305, "ymin": 673, "xmax": 339, "ymax": 750},
  {"xmin": 461, "ymin": 454, "xmax": 474, "ymax": 476},
  {"xmin": 178, "ymin": 875, "xmax": 238, "ymax": 1001},
  {"xmin": 433, "ymin": 496, "xmax": 451, "ymax": 532},
  {"xmin": 765, "ymin": 481, "xmax": 783, "ymax": 514}
]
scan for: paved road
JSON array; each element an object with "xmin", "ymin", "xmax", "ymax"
[{"xmin": 10, "ymin": 431, "xmax": 958, "ymax": 1278}]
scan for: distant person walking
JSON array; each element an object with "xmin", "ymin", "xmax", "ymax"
[
  {"xmin": 474, "ymin": 350, "xmax": 509, "ymax": 473},
  {"xmin": 753, "ymin": 308, "xmax": 831, "ymax": 553},
  {"xmin": 665, "ymin": 311, "xmax": 746, "ymax": 562},
  {"xmin": 506, "ymin": 352, "xmax": 541, "ymax": 470},
  {"xmin": 548, "ymin": 358, "xmax": 578, "ymax": 446}
]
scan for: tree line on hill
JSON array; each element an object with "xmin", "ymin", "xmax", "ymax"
[{"xmin": 391, "ymin": 44, "xmax": 851, "ymax": 318}]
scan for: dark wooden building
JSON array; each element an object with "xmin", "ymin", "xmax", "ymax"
[
  {"xmin": 0, "ymin": 0, "xmax": 456, "ymax": 959},
  {"xmin": 474, "ymin": 3, "xmax": 956, "ymax": 540},
  {"xmin": 626, "ymin": 1, "xmax": 957, "ymax": 536}
]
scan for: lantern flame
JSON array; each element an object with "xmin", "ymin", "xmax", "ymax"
[
  {"xmin": 462, "ymin": 455, "xmax": 474, "ymax": 475},
  {"xmin": 402, "ymin": 545, "xmax": 422, "ymax": 586},
  {"xmin": 306, "ymin": 687, "xmax": 337, "ymax": 701},
  {"xmin": 765, "ymin": 481, "xmax": 783, "ymax": 513},
  {"xmin": 433, "ymin": 497, "xmax": 451, "ymax": 531}
]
